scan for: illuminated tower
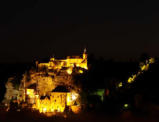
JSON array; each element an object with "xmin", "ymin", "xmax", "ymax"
[
  {"xmin": 83, "ymin": 48, "xmax": 87, "ymax": 60},
  {"xmin": 82, "ymin": 48, "xmax": 88, "ymax": 69}
]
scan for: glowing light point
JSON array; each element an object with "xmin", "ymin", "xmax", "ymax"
[
  {"xmin": 79, "ymin": 70, "xmax": 83, "ymax": 74},
  {"xmin": 127, "ymin": 75, "xmax": 136, "ymax": 83},
  {"xmin": 67, "ymin": 68, "xmax": 72, "ymax": 74},
  {"xmin": 124, "ymin": 104, "xmax": 129, "ymax": 109},
  {"xmin": 118, "ymin": 82, "xmax": 123, "ymax": 87},
  {"xmin": 149, "ymin": 58, "xmax": 155, "ymax": 64},
  {"xmin": 71, "ymin": 93, "xmax": 78, "ymax": 101}
]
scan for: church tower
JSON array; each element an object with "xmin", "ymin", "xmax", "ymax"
[
  {"xmin": 83, "ymin": 48, "xmax": 87, "ymax": 60},
  {"xmin": 82, "ymin": 48, "xmax": 88, "ymax": 69}
]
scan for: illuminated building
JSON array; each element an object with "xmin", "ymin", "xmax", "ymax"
[
  {"xmin": 23, "ymin": 49, "xmax": 88, "ymax": 114},
  {"xmin": 3, "ymin": 49, "xmax": 87, "ymax": 115},
  {"xmin": 37, "ymin": 48, "xmax": 88, "ymax": 72}
]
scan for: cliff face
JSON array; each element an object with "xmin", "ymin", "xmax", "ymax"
[{"xmin": 3, "ymin": 78, "xmax": 19, "ymax": 103}]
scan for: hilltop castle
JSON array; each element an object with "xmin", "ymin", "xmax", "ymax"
[
  {"xmin": 37, "ymin": 48, "xmax": 88, "ymax": 72},
  {"xmin": 3, "ymin": 49, "xmax": 88, "ymax": 114}
]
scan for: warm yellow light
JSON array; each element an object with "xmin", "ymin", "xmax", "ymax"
[
  {"xmin": 79, "ymin": 70, "xmax": 83, "ymax": 74},
  {"xmin": 126, "ymin": 57, "xmax": 155, "ymax": 85},
  {"xmin": 27, "ymin": 51, "xmax": 86, "ymax": 115},
  {"xmin": 67, "ymin": 93, "xmax": 71, "ymax": 106},
  {"xmin": 140, "ymin": 64, "xmax": 149, "ymax": 71},
  {"xmin": 118, "ymin": 82, "xmax": 123, "ymax": 87},
  {"xmin": 140, "ymin": 58, "xmax": 155, "ymax": 72},
  {"xmin": 26, "ymin": 89, "xmax": 35, "ymax": 98},
  {"xmin": 38, "ymin": 50, "xmax": 88, "ymax": 71},
  {"xmin": 127, "ymin": 75, "xmax": 136, "ymax": 83},
  {"xmin": 67, "ymin": 92, "xmax": 79, "ymax": 106},
  {"xmin": 32, "ymin": 93, "xmax": 67, "ymax": 114},
  {"xmin": 124, "ymin": 104, "xmax": 129, "ymax": 108},
  {"xmin": 67, "ymin": 68, "xmax": 72, "ymax": 74},
  {"xmin": 71, "ymin": 92, "xmax": 78, "ymax": 101},
  {"xmin": 43, "ymin": 108, "xmax": 47, "ymax": 113},
  {"xmin": 149, "ymin": 58, "xmax": 155, "ymax": 64},
  {"xmin": 71, "ymin": 105, "xmax": 81, "ymax": 114}
]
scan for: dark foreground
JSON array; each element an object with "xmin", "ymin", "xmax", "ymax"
[{"xmin": 1, "ymin": 110, "xmax": 159, "ymax": 122}]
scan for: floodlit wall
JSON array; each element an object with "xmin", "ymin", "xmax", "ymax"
[{"xmin": 38, "ymin": 50, "xmax": 88, "ymax": 70}]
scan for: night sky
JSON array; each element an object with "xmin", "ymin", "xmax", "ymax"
[{"xmin": 0, "ymin": 1, "xmax": 159, "ymax": 62}]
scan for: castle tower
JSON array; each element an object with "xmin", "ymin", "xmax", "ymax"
[
  {"xmin": 82, "ymin": 48, "xmax": 88, "ymax": 69},
  {"xmin": 83, "ymin": 48, "xmax": 87, "ymax": 60}
]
